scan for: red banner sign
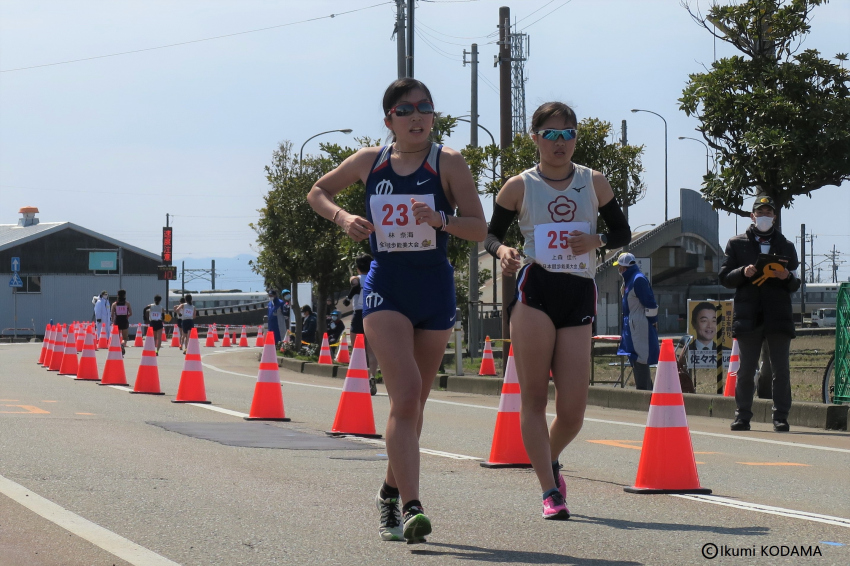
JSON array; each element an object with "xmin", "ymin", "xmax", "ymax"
[{"xmin": 162, "ymin": 227, "xmax": 173, "ymax": 264}]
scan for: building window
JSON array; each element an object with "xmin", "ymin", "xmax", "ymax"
[{"xmin": 13, "ymin": 276, "xmax": 41, "ymax": 294}]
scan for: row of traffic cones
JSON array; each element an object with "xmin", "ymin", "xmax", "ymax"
[{"xmin": 479, "ymin": 339, "xmax": 711, "ymax": 494}]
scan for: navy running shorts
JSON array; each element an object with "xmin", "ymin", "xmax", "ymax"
[
  {"xmin": 362, "ymin": 261, "xmax": 456, "ymax": 331},
  {"xmin": 182, "ymin": 319, "xmax": 195, "ymax": 333},
  {"xmin": 512, "ymin": 263, "xmax": 596, "ymax": 329},
  {"xmin": 150, "ymin": 321, "xmax": 164, "ymax": 331},
  {"xmin": 350, "ymin": 311, "xmax": 364, "ymax": 335}
]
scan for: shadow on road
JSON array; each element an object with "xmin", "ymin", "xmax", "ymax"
[
  {"xmin": 570, "ymin": 514, "xmax": 770, "ymax": 536},
  {"xmin": 410, "ymin": 542, "xmax": 641, "ymax": 564}
]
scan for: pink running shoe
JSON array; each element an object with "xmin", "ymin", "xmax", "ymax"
[
  {"xmin": 542, "ymin": 491, "xmax": 570, "ymax": 520},
  {"xmin": 556, "ymin": 473, "xmax": 568, "ymax": 499}
]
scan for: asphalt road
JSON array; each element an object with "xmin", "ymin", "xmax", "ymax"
[{"xmin": 1, "ymin": 341, "xmax": 848, "ymax": 566}]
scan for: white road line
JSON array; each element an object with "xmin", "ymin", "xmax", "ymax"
[
  {"xmin": 0, "ymin": 473, "xmax": 180, "ymax": 566},
  {"xmin": 673, "ymin": 494, "xmax": 850, "ymax": 529},
  {"xmin": 344, "ymin": 436, "xmax": 480, "ymax": 461},
  {"xmin": 189, "ymin": 403, "xmax": 247, "ymax": 418}
]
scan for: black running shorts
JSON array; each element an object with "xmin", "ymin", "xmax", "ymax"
[
  {"xmin": 350, "ymin": 311, "xmax": 364, "ymax": 335},
  {"xmin": 512, "ymin": 263, "xmax": 596, "ymax": 329}
]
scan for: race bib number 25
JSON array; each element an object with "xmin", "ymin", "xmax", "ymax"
[
  {"xmin": 533, "ymin": 221, "xmax": 591, "ymax": 273},
  {"xmin": 370, "ymin": 194, "xmax": 437, "ymax": 253}
]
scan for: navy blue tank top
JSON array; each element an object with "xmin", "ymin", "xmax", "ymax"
[{"xmin": 365, "ymin": 144, "xmax": 453, "ymax": 268}]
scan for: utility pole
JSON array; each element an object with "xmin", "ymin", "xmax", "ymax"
[
  {"xmin": 464, "ymin": 43, "xmax": 480, "ymax": 359},
  {"xmin": 497, "ymin": 6, "xmax": 513, "ymax": 349},
  {"xmin": 395, "ymin": 0, "xmax": 406, "ymax": 78},
  {"xmin": 621, "ymin": 120, "xmax": 629, "ymax": 229},
  {"xmin": 810, "ymin": 234, "xmax": 816, "ymax": 283},
  {"xmin": 211, "ymin": 259, "xmax": 216, "ymax": 290},
  {"xmin": 165, "ymin": 214, "xmax": 170, "ymax": 312},
  {"xmin": 800, "ymin": 224, "xmax": 806, "ymax": 317},
  {"xmin": 406, "ymin": 0, "xmax": 415, "ymax": 77}
]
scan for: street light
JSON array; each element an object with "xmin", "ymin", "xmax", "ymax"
[
  {"xmin": 631, "ymin": 109, "xmax": 668, "ymax": 222},
  {"xmin": 299, "ymin": 129, "xmax": 354, "ymax": 165},
  {"xmin": 454, "ymin": 117, "xmax": 496, "ymax": 148},
  {"xmin": 633, "ymin": 223, "xmax": 656, "ymax": 232},
  {"xmin": 678, "ymin": 136, "xmax": 711, "ymax": 176}
]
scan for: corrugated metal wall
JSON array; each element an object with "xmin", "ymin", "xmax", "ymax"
[
  {"xmin": 680, "ymin": 188, "xmax": 719, "ymax": 250},
  {"xmin": 1, "ymin": 275, "xmax": 164, "ymax": 333}
]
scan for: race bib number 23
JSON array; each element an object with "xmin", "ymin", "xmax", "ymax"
[
  {"xmin": 533, "ymin": 221, "xmax": 591, "ymax": 273},
  {"xmin": 370, "ymin": 194, "xmax": 437, "ymax": 253}
]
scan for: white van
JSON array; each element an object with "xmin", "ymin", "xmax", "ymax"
[{"xmin": 812, "ymin": 308, "xmax": 837, "ymax": 328}]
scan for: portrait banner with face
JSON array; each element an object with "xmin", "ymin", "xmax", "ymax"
[{"xmin": 686, "ymin": 300, "xmax": 733, "ymax": 369}]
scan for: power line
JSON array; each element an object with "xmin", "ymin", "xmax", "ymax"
[
  {"xmin": 520, "ymin": 0, "xmax": 573, "ymax": 31},
  {"xmin": 515, "ymin": 1, "xmax": 556, "ymax": 25},
  {"xmin": 1, "ymin": 2, "xmax": 393, "ymax": 73},
  {"xmin": 418, "ymin": 32, "xmax": 463, "ymax": 62}
]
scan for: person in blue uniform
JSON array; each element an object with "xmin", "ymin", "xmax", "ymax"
[
  {"xmin": 308, "ymin": 78, "xmax": 486, "ymax": 544},
  {"xmin": 484, "ymin": 102, "xmax": 631, "ymax": 520},
  {"xmin": 266, "ymin": 290, "xmax": 285, "ymax": 346},
  {"xmin": 615, "ymin": 253, "xmax": 659, "ymax": 391}
]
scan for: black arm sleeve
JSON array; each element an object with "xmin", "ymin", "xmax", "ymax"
[
  {"xmin": 598, "ymin": 198, "xmax": 631, "ymax": 250},
  {"xmin": 485, "ymin": 203, "xmax": 517, "ymax": 257}
]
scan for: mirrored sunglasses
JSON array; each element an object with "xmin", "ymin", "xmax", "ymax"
[
  {"xmin": 388, "ymin": 101, "xmax": 435, "ymax": 117},
  {"xmin": 535, "ymin": 128, "xmax": 577, "ymax": 141}
]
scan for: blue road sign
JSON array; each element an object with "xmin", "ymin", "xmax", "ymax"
[
  {"xmin": 11, "ymin": 257, "xmax": 20, "ymax": 272},
  {"xmin": 9, "ymin": 273, "xmax": 23, "ymax": 287}
]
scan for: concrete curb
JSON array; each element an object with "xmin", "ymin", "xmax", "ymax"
[
  {"xmin": 302, "ymin": 363, "xmax": 339, "ymax": 378},
  {"xmin": 443, "ymin": 375, "xmax": 848, "ymax": 430}
]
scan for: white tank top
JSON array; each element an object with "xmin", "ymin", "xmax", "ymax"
[{"xmin": 517, "ymin": 163, "xmax": 599, "ymax": 279}]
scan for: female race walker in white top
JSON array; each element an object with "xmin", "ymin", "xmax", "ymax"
[
  {"xmin": 485, "ymin": 102, "xmax": 631, "ymax": 520},
  {"xmin": 308, "ymin": 78, "xmax": 486, "ymax": 543}
]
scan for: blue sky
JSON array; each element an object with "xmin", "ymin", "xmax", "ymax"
[{"xmin": 2, "ymin": 0, "xmax": 848, "ymax": 281}]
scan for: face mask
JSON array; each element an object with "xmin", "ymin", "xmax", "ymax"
[
  {"xmin": 283, "ymin": 295, "xmax": 290, "ymax": 301},
  {"xmin": 754, "ymin": 216, "xmax": 774, "ymax": 231},
  {"xmin": 332, "ymin": 316, "xmax": 339, "ymax": 321}
]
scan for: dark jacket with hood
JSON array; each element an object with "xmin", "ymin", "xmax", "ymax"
[{"xmin": 719, "ymin": 225, "xmax": 800, "ymax": 337}]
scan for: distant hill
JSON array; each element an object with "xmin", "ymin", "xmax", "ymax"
[{"xmin": 174, "ymin": 254, "xmax": 266, "ymax": 292}]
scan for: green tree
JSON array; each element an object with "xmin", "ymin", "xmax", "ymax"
[
  {"xmin": 251, "ymin": 141, "xmax": 366, "ymax": 346},
  {"xmin": 680, "ymin": 0, "xmax": 850, "ymax": 219}
]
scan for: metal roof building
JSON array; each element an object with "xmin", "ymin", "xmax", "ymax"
[{"xmin": 1, "ymin": 207, "xmax": 163, "ymax": 336}]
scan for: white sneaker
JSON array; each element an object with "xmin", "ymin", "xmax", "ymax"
[{"xmin": 375, "ymin": 492, "xmax": 404, "ymax": 541}]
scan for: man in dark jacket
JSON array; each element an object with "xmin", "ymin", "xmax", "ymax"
[
  {"xmin": 615, "ymin": 253, "xmax": 659, "ymax": 390},
  {"xmin": 719, "ymin": 196, "xmax": 800, "ymax": 432}
]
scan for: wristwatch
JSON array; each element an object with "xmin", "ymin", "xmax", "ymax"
[{"xmin": 597, "ymin": 233, "xmax": 608, "ymax": 246}]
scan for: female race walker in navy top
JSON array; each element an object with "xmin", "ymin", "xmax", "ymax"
[
  {"xmin": 485, "ymin": 102, "xmax": 631, "ymax": 520},
  {"xmin": 308, "ymin": 78, "xmax": 486, "ymax": 543}
]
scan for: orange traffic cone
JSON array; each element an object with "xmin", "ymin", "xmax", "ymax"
[
  {"xmin": 480, "ymin": 345, "xmax": 532, "ymax": 468},
  {"xmin": 213, "ymin": 324, "xmax": 220, "ymax": 343},
  {"xmin": 133, "ymin": 323, "xmax": 144, "ymax": 347},
  {"xmin": 221, "ymin": 326, "xmax": 231, "ymax": 347},
  {"xmin": 245, "ymin": 332, "xmax": 290, "ymax": 421},
  {"xmin": 723, "ymin": 339, "xmax": 741, "ymax": 397},
  {"xmin": 327, "ymin": 334, "xmax": 380, "ymax": 438},
  {"xmin": 231, "ymin": 330, "xmax": 236, "ymax": 345},
  {"xmin": 334, "ymin": 331, "xmax": 350, "ymax": 364},
  {"xmin": 318, "ymin": 333, "xmax": 333, "ymax": 365},
  {"xmin": 479, "ymin": 336, "xmax": 497, "ymax": 376},
  {"xmin": 170, "ymin": 326, "xmax": 180, "ymax": 347},
  {"xmin": 205, "ymin": 325, "xmax": 216, "ymax": 347},
  {"xmin": 58, "ymin": 327, "xmax": 79, "ymax": 376},
  {"xmin": 74, "ymin": 323, "xmax": 85, "ymax": 353},
  {"xmin": 131, "ymin": 327, "xmax": 164, "ymax": 395},
  {"xmin": 625, "ymin": 339, "xmax": 711, "ymax": 494},
  {"xmin": 97, "ymin": 322, "xmax": 108, "ymax": 349},
  {"xmin": 75, "ymin": 325, "xmax": 99, "ymax": 381},
  {"xmin": 172, "ymin": 328, "xmax": 210, "ymax": 404},
  {"xmin": 255, "ymin": 327, "xmax": 264, "ymax": 347},
  {"xmin": 48, "ymin": 325, "xmax": 66, "ymax": 372},
  {"xmin": 99, "ymin": 326, "xmax": 129, "ymax": 386},
  {"xmin": 238, "ymin": 326, "xmax": 249, "ymax": 347},
  {"xmin": 41, "ymin": 324, "xmax": 56, "ymax": 367},
  {"xmin": 38, "ymin": 324, "xmax": 51, "ymax": 365}
]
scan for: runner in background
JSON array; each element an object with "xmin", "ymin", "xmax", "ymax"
[
  {"xmin": 148, "ymin": 295, "xmax": 165, "ymax": 355},
  {"xmin": 484, "ymin": 101, "xmax": 631, "ymax": 520},
  {"xmin": 308, "ymin": 78, "xmax": 486, "ymax": 543},
  {"xmin": 175, "ymin": 296, "xmax": 186, "ymax": 345},
  {"xmin": 174, "ymin": 294, "xmax": 196, "ymax": 354},
  {"xmin": 110, "ymin": 289, "xmax": 133, "ymax": 356}
]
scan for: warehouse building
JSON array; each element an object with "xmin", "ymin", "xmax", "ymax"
[{"xmin": 0, "ymin": 207, "xmax": 163, "ymax": 337}]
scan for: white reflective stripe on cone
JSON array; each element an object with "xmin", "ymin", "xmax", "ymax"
[
  {"xmin": 183, "ymin": 359, "xmax": 203, "ymax": 372},
  {"xmin": 342, "ymin": 377, "xmax": 371, "ymax": 394},
  {"xmin": 651, "ymin": 362, "xmax": 680, "ymax": 393},
  {"xmin": 646, "ymin": 404, "xmax": 689, "ymax": 428},
  {"xmin": 257, "ymin": 369, "xmax": 280, "ymax": 384},
  {"xmin": 498, "ymin": 393, "xmax": 521, "ymax": 413},
  {"xmin": 139, "ymin": 355, "xmax": 157, "ymax": 367}
]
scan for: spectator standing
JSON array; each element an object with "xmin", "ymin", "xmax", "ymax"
[
  {"xmin": 720, "ymin": 196, "xmax": 800, "ymax": 432},
  {"xmin": 267, "ymin": 290, "xmax": 286, "ymax": 346},
  {"xmin": 615, "ymin": 253, "xmax": 659, "ymax": 391},
  {"xmin": 279, "ymin": 289, "xmax": 292, "ymax": 343},
  {"xmin": 301, "ymin": 305, "xmax": 318, "ymax": 345},
  {"xmin": 93, "ymin": 291, "xmax": 111, "ymax": 333}
]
